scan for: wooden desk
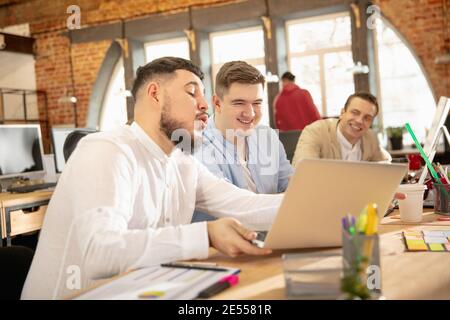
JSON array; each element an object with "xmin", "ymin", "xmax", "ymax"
[
  {"xmin": 206, "ymin": 222, "xmax": 450, "ymax": 300},
  {"xmin": 76, "ymin": 214, "xmax": 450, "ymax": 300},
  {"xmin": 0, "ymin": 190, "xmax": 53, "ymax": 247}
]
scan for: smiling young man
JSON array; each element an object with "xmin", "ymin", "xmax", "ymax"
[
  {"xmin": 193, "ymin": 61, "xmax": 293, "ymax": 222},
  {"xmin": 292, "ymin": 92, "xmax": 391, "ymax": 165},
  {"xmin": 21, "ymin": 57, "xmax": 282, "ymax": 300}
]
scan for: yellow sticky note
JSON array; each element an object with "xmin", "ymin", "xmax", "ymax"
[
  {"xmin": 403, "ymin": 230, "xmax": 422, "ymax": 237},
  {"xmin": 406, "ymin": 239, "xmax": 428, "ymax": 251},
  {"xmin": 429, "ymin": 243, "xmax": 445, "ymax": 252},
  {"xmin": 404, "ymin": 234, "xmax": 423, "ymax": 240}
]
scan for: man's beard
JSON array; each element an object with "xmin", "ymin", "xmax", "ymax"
[{"xmin": 159, "ymin": 97, "xmax": 200, "ymax": 154}]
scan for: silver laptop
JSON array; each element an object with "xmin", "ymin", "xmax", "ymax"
[{"xmin": 253, "ymin": 159, "xmax": 407, "ymax": 249}]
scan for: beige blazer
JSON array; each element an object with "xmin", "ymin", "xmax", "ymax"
[{"xmin": 292, "ymin": 118, "xmax": 390, "ymax": 166}]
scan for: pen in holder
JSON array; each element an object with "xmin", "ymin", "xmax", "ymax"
[{"xmin": 341, "ymin": 230, "xmax": 382, "ymax": 300}]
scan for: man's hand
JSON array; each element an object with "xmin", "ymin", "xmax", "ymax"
[{"xmin": 207, "ymin": 218, "xmax": 272, "ymax": 257}]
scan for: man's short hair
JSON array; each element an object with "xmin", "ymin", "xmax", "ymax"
[
  {"xmin": 131, "ymin": 56, "xmax": 204, "ymax": 100},
  {"xmin": 344, "ymin": 92, "xmax": 379, "ymax": 115},
  {"xmin": 281, "ymin": 71, "xmax": 295, "ymax": 82},
  {"xmin": 215, "ymin": 61, "xmax": 265, "ymax": 98}
]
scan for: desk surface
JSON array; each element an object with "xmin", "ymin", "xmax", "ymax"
[
  {"xmin": 0, "ymin": 190, "xmax": 53, "ymax": 206},
  {"xmin": 206, "ymin": 223, "xmax": 450, "ymax": 300},
  {"xmin": 77, "ymin": 213, "xmax": 450, "ymax": 300}
]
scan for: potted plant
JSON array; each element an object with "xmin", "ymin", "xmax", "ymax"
[{"xmin": 386, "ymin": 126, "xmax": 405, "ymax": 150}]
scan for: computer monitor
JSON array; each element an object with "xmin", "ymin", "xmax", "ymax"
[
  {"xmin": 418, "ymin": 96, "xmax": 450, "ymax": 184},
  {"xmin": 0, "ymin": 124, "xmax": 45, "ymax": 179},
  {"xmin": 51, "ymin": 127, "xmax": 76, "ymax": 173}
]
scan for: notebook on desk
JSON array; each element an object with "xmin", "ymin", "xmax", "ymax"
[
  {"xmin": 75, "ymin": 264, "xmax": 240, "ymax": 300},
  {"xmin": 252, "ymin": 159, "xmax": 407, "ymax": 250}
]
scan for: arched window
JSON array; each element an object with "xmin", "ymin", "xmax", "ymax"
[
  {"xmin": 98, "ymin": 58, "xmax": 127, "ymax": 131},
  {"xmin": 374, "ymin": 17, "xmax": 436, "ymax": 145}
]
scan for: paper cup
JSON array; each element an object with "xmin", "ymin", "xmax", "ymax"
[{"xmin": 396, "ymin": 184, "xmax": 426, "ymax": 223}]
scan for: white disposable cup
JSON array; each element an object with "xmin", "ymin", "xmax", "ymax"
[{"xmin": 396, "ymin": 184, "xmax": 426, "ymax": 223}]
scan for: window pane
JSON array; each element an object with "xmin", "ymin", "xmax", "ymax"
[
  {"xmin": 286, "ymin": 13, "xmax": 354, "ymax": 118},
  {"xmin": 145, "ymin": 38, "xmax": 190, "ymax": 62},
  {"xmin": 211, "ymin": 28, "xmax": 265, "ymax": 63},
  {"xmin": 210, "ymin": 27, "xmax": 269, "ymax": 126},
  {"xmin": 324, "ymin": 51, "xmax": 355, "ymax": 117},
  {"xmin": 99, "ymin": 58, "xmax": 127, "ymax": 131},
  {"xmin": 290, "ymin": 55, "xmax": 322, "ymax": 114},
  {"xmin": 287, "ymin": 13, "xmax": 351, "ymax": 53},
  {"xmin": 376, "ymin": 19, "xmax": 436, "ymax": 144}
]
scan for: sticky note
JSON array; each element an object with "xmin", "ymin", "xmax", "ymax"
[
  {"xmin": 406, "ymin": 239, "xmax": 428, "ymax": 251},
  {"xmin": 404, "ymin": 234, "xmax": 424, "ymax": 240},
  {"xmin": 404, "ymin": 230, "xmax": 423, "ymax": 237},
  {"xmin": 429, "ymin": 243, "xmax": 445, "ymax": 251},
  {"xmin": 424, "ymin": 236, "xmax": 449, "ymax": 244},
  {"xmin": 423, "ymin": 231, "xmax": 445, "ymax": 237}
]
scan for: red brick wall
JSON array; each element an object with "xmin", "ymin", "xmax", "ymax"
[
  {"xmin": 374, "ymin": 0, "xmax": 450, "ymax": 100},
  {"xmin": 0, "ymin": 0, "xmax": 449, "ymax": 152}
]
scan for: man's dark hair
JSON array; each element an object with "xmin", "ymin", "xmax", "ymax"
[
  {"xmin": 215, "ymin": 61, "xmax": 265, "ymax": 99},
  {"xmin": 281, "ymin": 71, "xmax": 295, "ymax": 82},
  {"xmin": 344, "ymin": 92, "xmax": 379, "ymax": 115},
  {"xmin": 131, "ymin": 57, "xmax": 204, "ymax": 100}
]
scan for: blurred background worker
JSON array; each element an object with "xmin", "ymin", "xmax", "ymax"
[{"xmin": 273, "ymin": 71, "xmax": 321, "ymax": 131}]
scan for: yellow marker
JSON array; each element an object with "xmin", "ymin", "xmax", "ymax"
[
  {"xmin": 138, "ymin": 291, "xmax": 165, "ymax": 299},
  {"xmin": 356, "ymin": 207, "xmax": 368, "ymax": 234},
  {"xmin": 365, "ymin": 203, "xmax": 378, "ymax": 235}
]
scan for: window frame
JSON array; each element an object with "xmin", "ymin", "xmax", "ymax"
[{"xmin": 285, "ymin": 11, "xmax": 354, "ymax": 117}]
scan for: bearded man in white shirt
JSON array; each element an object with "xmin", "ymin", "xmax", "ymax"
[{"xmin": 21, "ymin": 57, "xmax": 282, "ymax": 300}]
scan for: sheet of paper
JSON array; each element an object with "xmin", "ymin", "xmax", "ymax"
[{"xmin": 76, "ymin": 266, "xmax": 239, "ymax": 300}]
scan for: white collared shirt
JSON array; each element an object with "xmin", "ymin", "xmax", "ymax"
[
  {"xmin": 21, "ymin": 122, "xmax": 282, "ymax": 300},
  {"xmin": 336, "ymin": 127, "xmax": 362, "ymax": 161}
]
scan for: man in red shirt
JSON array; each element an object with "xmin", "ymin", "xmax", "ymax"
[{"xmin": 273, "ymin": 71, "xmax": 321, "ymax": 131}]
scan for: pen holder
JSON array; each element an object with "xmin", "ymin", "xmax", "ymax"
[
  {"xmin": 341, "ymin": 231, "xmax": 382, "ymax": 300},
  {"xmin": 433, "ymin": 183, "xmax": 450, "ymax": 215},
  {"xmin": 282, "ymin": 251, "xmax": 343, "ymax": 299}
]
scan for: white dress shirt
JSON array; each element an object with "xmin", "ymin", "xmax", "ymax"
[
  {"xmin": 21, "ymin": 122, "xmax": 282, "ymax": 300},
  {"xmin": 336, "ymin": 127, "xmax": 362, "ymax": 161}
]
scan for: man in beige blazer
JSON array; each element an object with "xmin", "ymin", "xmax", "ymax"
[{"xmin": 292, "ymin": 92, "xmax": 391, "ymax": 166}]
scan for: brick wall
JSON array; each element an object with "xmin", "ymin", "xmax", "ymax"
[{"xmin": 0, "ymin": 0, "xmax": 449, "ymax": 152}]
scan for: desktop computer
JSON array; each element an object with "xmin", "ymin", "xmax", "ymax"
[
  {"xmin": 51, "ymin": 127, "xmax": 76, "ymax": 174},
  {"xmin": 0, "ymin": 124, "xmax": 55, "ymax": 193}
]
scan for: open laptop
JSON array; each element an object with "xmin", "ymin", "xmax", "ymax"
[{"xmin": 252, "ymin": 159, "xmax": 407, "ymax": 249}]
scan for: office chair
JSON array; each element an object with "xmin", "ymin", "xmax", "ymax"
[
  {"xmin": 0, "ymin": 246, "xmax": 34, "ymax": 300},
  {"xmin": 63, "ymin": 129, "xmax": 97, "ymax": 162},
  {"xmin": 278, "ymin": 130, "xmax": 302, "ymax": 163}
]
